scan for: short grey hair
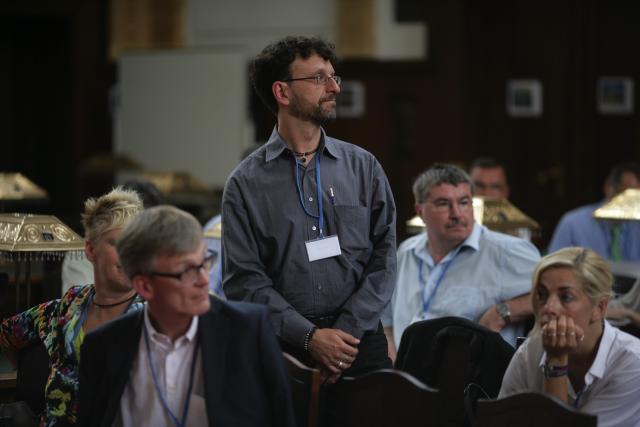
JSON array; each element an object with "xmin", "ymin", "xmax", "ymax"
[
  {"xmin": 117, "ymin": 205, "xmax": 204, "ymax": 278},
  {"xmin": 412, "ymin": 163, "xmax": 474, "ymax": 203}
]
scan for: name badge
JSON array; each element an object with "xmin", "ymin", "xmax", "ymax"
[{"xmin": 305, "ymin": 235, "xmax": 341, "ymax": 262}]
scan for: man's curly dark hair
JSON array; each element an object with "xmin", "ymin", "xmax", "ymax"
[{"xmin": 250, "ymin": 36, "xmax": 338, "ymax": 116}]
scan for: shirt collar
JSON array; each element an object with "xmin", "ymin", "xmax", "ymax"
[
  {"xmin": 586, "ymin": 320, "xmax": 614, "ymax": 381},
  {"xmin": 416, "ymin": 221, "xmax": 482, "ymax": 262},
  {"xmin": 264, "ymin": 126, "xmax": 340, "ymax": 162},
  {"xmin": 143, "ymin": 305, "xmax": 199, "ymax": 345}
]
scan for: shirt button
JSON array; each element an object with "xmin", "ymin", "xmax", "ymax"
[
  {"xmin": 308, "ymin": 197, "xmax": 313, "ymax": 202},
  {"xmin": 312, "ymin": 226, "xmax": 317, "ymax": 231},
  {"xmin": 318, "ymin": 285, "xmax": 322, "ymax": 290}
]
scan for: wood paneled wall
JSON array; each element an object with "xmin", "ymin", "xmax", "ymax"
[
  {"xmin": 254, "ymin": 0, "xmax": 640, "ymax": 248},
  {"xmin": 4, "ymin": 0, "xmax": 640, "ymax": 247}
]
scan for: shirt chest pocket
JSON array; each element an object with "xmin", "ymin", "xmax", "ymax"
[
  {"xmin": 331, "ymin": 205, "xmax": 370, "ymax": 251},
  {"xmin": 434, "ymin": 286, "xmax": 488, "ymax": 321}
]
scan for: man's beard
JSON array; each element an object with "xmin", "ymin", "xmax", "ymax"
[{"xmin": 289, "ymin": 93, "xmax": 337, "ymax": 126}]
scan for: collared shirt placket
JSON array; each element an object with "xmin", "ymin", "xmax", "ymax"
[{"xmin": 301, "ymin": 160, "xmax": 324, "ymax": 315}]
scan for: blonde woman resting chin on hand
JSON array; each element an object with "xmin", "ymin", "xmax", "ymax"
[{"xmin": 499, "ymin": 247, "xmax": 640, "ymax": 427}]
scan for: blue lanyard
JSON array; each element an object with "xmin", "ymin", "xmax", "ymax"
[
  {"xmin": 294, "ymin": 152, "xmax": 325, "ymax": 238},
  {"xmin": 419, "ymin": 256, "xmax": 456, "ymax": 316},
  {"xmin": 143, "ymin": 321, "xmax": 199, "ymax": 427}
]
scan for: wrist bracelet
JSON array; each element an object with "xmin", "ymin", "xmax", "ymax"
[
  {"xmin": 303, "ymin": 326, "xmax": 318, "ymax": 351},
  {"xmin": 542, "ymin": 363, "xmax": 569, "ymax": 378}
]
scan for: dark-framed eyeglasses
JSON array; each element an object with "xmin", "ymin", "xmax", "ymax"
[
  {"xmin": 146, "ymin": 250, "xmax": 216, "ymax": 286},
  {"xmin": 282, "ymin": 74, "xmax": 342, "ymax": 86}
]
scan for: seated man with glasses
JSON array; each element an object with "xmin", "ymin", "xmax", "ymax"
[
  {"xmin": 78, "ymin": 205, "xmax": 294, "ymax": 427},
  {"xmin": 382, "ymin": 164, "xmax": 540, "ymax": 360}
]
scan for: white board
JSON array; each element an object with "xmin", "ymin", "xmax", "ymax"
[{"xmin": 114, "ymin": 49, "xmax": 249, "ymax": 188}]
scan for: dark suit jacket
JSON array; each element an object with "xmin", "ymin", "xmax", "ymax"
[{"xmin": 78, "ymin": 297, "xmax": 295, "ymax": 427}]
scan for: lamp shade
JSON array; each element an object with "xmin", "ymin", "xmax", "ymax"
[
  {"xmin": 0, "ymin": 213, "xmax": 84, "ymax": 260},
  {"xmin": 593, "ymin": 189, "xmax": 640, "ymax": 221},
  {"xmin": 0, "ymin": 173, "xmax": 48, "ymax": 200}
]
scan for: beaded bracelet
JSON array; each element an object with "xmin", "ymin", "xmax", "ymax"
[{"xmin": 303, "ymin": 326, "xmax": 318, "ymax": 351}]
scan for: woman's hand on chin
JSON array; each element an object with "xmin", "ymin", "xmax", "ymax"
[{"xmin": 541, "ymin": 315, "xmax": 584, "ymax": 363}]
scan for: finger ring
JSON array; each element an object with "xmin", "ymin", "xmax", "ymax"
[
  {"xmin": 569, "ymin": 332, "xmax": 576, "ymax": 336},
  {"xmin": 547, "ymin": 333, "xmax": 556, "ymax": 337},
  {"xmin": 338, "ymin": 361, "xmax": 344, "ymax": 369},
  {"xmin": 558, "ymin": 332, "xmax": 566, "ymax": 336}
]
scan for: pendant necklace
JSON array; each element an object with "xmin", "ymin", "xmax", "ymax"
[{"xmin": 292, "ymin": 147, "xmax": 318, "ymax": 164}]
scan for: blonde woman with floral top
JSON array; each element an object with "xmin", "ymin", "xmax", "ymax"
[{"xmin": 0, "ymin": 187, "xmax": 144, "ymax": 426}]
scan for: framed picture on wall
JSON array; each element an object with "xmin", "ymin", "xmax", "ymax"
[
  {"xmin": 506, "ymin": 79, "xmax": 543, "ymax": 117},
  {"xmin": 597, "ymin": 77, "xmax": 634, "ymax": 115}
]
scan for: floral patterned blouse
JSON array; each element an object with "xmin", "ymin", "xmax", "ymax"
[{"xmin": 0, "ymin": 285, "xmax": 143, "ymax": 426}]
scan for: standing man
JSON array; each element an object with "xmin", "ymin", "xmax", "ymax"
[
  {"xmin": 469, "ymin": 156, "xmax": 510, "ymax": 199},
  {"xmin": 383, "ymin": 164, "xmax": 539, "ymax": 357},
  {"xmin": 79, "ymin": 206, "xmax": 294, "ymax": 427},
  {"xmin": 222, "ymin": 36, "xmax": 397, "ymax": 383}
]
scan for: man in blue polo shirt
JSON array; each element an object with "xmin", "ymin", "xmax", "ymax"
[
  {"xmin": 548, "ymin": 162, "xmax": 640, "ymax": 261},
  {"xmin": 383, "ymin": 163, "xmax": 540, "ymax": 358}
]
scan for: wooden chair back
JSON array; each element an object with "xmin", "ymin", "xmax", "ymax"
[
  {"xmin": 282, "ymin": 352, "xmax": 321, "ymax": 427},
  {"xmin": 395, "ymin": 317, "xmax": 515, "ymax": 427},
  {"xmin": 475, "ymin": 392, "xmax": 597, "ymax": 427},
  {"xmin": 326, "ymin": 369, "xmax": 439, "ymax": 427},
  {"xmin": 16, "ymin": 342, "xmax": 48, "ymax": 416}
]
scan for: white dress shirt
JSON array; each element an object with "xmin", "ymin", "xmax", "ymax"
[
  {"xmin": 118, "ymin": 307, "xmax": 207, "ymax": 427},
  {"xmin": 500, "ymin": 321, "xmax": 640, "ymax": 427}
]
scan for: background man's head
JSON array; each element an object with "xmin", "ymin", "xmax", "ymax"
[
  {"xmin": 413, "ymin": 164, "xmax": 475, "ymax": 249},
  {"xmin": 250, "ymin": 36, "xmax": 338, "ymax": 117},
  {"xmin": 121, "ymin": 178, "xmax": 163, "ymax": 208},
  {"xmin": 117, "ymin": 205, "xmax": 211, "ymax": 317},
  {"xmin": 604, "ymin": 162, "xmax": 640, "ymax": 200},
  {"xmin": 469, "ymin": 156, "xmax": 510, "ymax": 199}
]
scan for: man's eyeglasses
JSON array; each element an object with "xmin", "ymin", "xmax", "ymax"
[
  {"xmin": 147, "ymin": 251, "xmax": 216, "ymax": 286},
  {"xmin": 427, "ymin": 197, "xmax": 474, "ymax": 213},
  {"xmin": 282, "ymin": 74, "xmax": 342, "ymax": 86}
]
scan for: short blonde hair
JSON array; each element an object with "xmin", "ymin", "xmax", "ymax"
[
  {"xmin": 531, "ymin": 247, "xmax": 614, "ymax": 308},
  {"xmin": 81, "ymin": 187, "xmax": 143, "ymax": 243}
]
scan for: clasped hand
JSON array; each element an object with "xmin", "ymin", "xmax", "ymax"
[{"xmin": 308, "ymin": 328, "xmax": 359, "ymax": 384}]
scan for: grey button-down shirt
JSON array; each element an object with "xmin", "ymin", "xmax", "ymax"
[{"xmin": 222, "ymin": 127, "xmax": 397, "ymax": 349}]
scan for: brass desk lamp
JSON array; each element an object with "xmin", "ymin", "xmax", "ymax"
[{"xmin": 0, "ymin": 214, "xmax": 84, "ymax": 312}]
